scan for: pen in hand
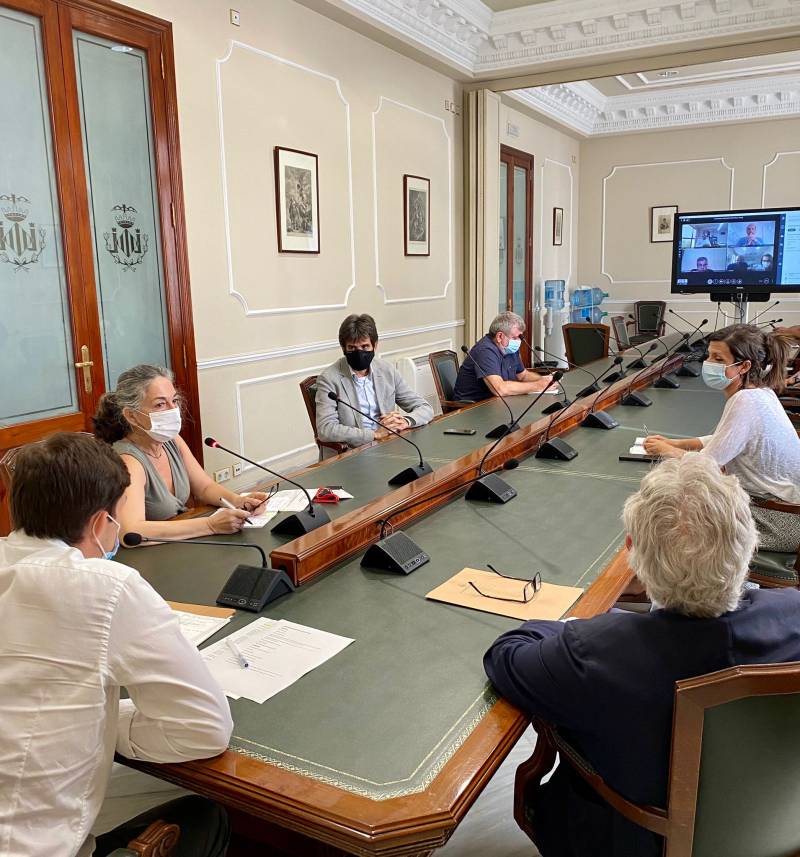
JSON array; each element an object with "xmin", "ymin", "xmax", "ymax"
[
  {"xmin": 226, "ymin": 637, "xmax": 249, "ymax": 669},
  {"xmin": 219, "ymin": 496, "xmax": 253, "ymax": 526}
]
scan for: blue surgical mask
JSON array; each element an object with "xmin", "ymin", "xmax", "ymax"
[
  {"xmin": 94, "ymin": 514, "xmax": 121, "ymax": 561},
  {"xmin": 702, "ymin": 361, "xmax": 741, "ymax": 391},
  {"xmin": 503, "ymin": 337, "xmax": 522, "ymax": 355}
]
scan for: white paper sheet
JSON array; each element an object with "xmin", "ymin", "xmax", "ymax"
[
  {"xmin": 174, "ymin": 611, "xmax": 232, "ymax": 647},
  {"xmin": 629, "ymin": 437, "xmax": 648, "ymax": 455},
  {"xmin": 265, "ymin": 489, "xmax": 311, "ymax": 513},
  {"xmin": 202, "ymin": 618, "xmax": 354, "ymax": 704},
  {"xmin": 243, "ymin": 510, "xmax": 277, "ymax": 529}
]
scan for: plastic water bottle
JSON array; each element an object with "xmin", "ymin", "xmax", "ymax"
[{"xmin": 590, "ymin": 288, "xmax": 609, "ymax": 306}]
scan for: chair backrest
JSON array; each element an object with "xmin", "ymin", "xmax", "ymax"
[
  {"xmin": 299, "ymin": 375, "xmax": 320, "ymax": 438},
  {"xmin": 428, "ymin": 350, "xmax": 459, "ymax": 406},
  {"xmin": 562, "ymin": 323, "xmax": 609, "ymax": 366},
  {"xmin": 634, "ymin": 301, "xmax": 666, "ymax": 335},
  {"xmin": 0, "ymin": 431, "xmax": 96, "ymax": 492},
  {"xmin": 667, "ymin": 662, "xmax": 800, "ymax": 857},
  {"xmin": 610, "ymin": 315, "xmax": 630, "ymax": 350}
]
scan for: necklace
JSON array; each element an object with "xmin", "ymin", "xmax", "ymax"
[{"xmin": 133, "ymin": 438, "xmax": 164, "ymax": 460}]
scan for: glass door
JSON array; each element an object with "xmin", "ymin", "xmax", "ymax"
[
  {"xmin": 499, "ymin": 145, "xmax": 533, "ymax": 366},
  {"xmin": 0, "ymin": 0, "xmax": 199, "ymax": 534}
]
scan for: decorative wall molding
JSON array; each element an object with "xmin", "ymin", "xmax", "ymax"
[
  {"xmin": 198, "ymin": 318, "xmax": 465, "ymax": 370},
  {"xmin": 235, "ymin": 336, "xmax": 454, "ymax": 467},
  {"xmin": 537, "ymin": 157, "xmax": 574, "ymax": 289},
  {"xmin": 372, "ymin": 96, "xmax": 454, "ymax": 304},
  {"xmin": 761, "ymin": 149, "xmax": 800, "ymax": 205},
  {"xmin": 600, "ymin": 157, "xmax": 735, "ymax": 285},
  {"xmin": 514, "ymin": 74, "xmax": 800, "ymax": 137},
  {"xmin": 619, "ymin": 58, "xmax": 800, "ymax": 89},
  {"xmin": 216, "ymin": 41, "xmax": 356, "ymax": 316},
  {"xmin": 323, "ymin": 0, "xmax": 800, "ymax": 77}
]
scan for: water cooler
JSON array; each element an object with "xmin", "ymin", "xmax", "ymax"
[{"xmin": 542, "ymin": 280, "xmax": 569, "ymax": 369}]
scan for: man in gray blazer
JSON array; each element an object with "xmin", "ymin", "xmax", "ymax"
[{"xmin": 315, "ymin": 314, "xmax": 434, "ymax": 449}]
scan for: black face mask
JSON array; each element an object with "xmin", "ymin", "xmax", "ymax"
[{"xmin": 344, "ymin": 349, "xmax": 375, "ymax": 372}]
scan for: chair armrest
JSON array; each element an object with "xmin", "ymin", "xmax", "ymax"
[
  {"xmin": 750, "ymin": 496, "xmax": 800, "ymax": 515},
  {"xmin": 441, "ymin": 399, "xmax": 472, "ymax": 411},
  {"xmin": 111, "ymin": 821, "xmax": 180, "ymax": 857},
  {"xmin": 514, "ymin": 719, "xmax": 557, "ymax": 841},
  {"xmin": 544, "ymin": 722, "xmax": 669, "ymax": 837}
]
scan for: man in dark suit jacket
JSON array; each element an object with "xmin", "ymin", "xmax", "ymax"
[{"xmin": 485, "ymin": 454, "xmax": 800, "ymax": 857}]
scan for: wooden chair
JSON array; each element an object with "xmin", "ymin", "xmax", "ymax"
[
  {"xmin": 299, "ymin": 376, "xmax": 348, "ymax": 461},
  {"xmin": 610, "ymin": 315, "xmax": 631, "ymax": 353},
  {"xmin": 748, "ymin": 495, "xmax": 800, "ymax": 587},
  {"xmin": 515, "ymin": 662, "xmax": 800, "ymax": 857},
  {"xmin": 111, "ymin": 820, "xmax": 180, "ymax": 856},
  {"xmin": 562, "ymin": 323, "xmax": 609, "ymax": 367},
  {"xmin": 427, "ymin": 349, "xmax": 470, "ymax": 413},
  {"xmin": 627, "ymin": 301, "xmax": 666, "ymax": 346}
]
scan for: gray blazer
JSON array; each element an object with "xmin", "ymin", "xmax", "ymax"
[{"xmin": 314, "ymin": 356, "xmax": 434, "ymax": 448}]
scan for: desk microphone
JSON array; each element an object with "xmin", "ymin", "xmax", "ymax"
[
  {"xmin": 654, "ymin": 320, "xmax": 707, "ymax": 388},
  {"xmin": 535, "ymin": 397, "xmax": 578, "ymax": 461},
  {"xmin": 361, "ymin": 459, "xmax": 521, "ymax": 576},
  {"xmin": 205, "ymin": 436, "xmax": 330, "ymax": 537},
  {"xmin": 533, "ymin": 344, "xmax": 604, "ymax": 399},
  {"xmin": 624, "ymin": 340, "xmax": 651, "ymax": 370},
  {"xmin": 668, "ymin": 308, "xmax": 713, "ymax": 349},
  {"xmin": 326, "ymin": 392, "xmax": 432, "ymax": 486},
  {"xmin": 661, "ymin": 317, "xmax": 696, "ymax": 353},
  {"xmin": 749, "ymin": 300, "xmax": 780, "ymax": 325},
  {"xmin": 756, "ymin": 317, "xmax": 783, "ymax": 329},
  {"xmin": 460, "ymin": 344, "xmax": 518, "ymax": 439},
  {"xmin": 581, "ymin": 357, "xmax": 624, "ymax": 430},
  {"xmin": 621, "ymin": 337, "xmax": 686, "ymax": 407},
  {"xmin": 122, "ymin": 532, "xmax": 295, "ymax": 612}
]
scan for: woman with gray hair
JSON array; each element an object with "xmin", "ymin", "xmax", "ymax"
[
  {"xmin": 94, "ymin": 365, "xmax": 268, "ymax": 542},
  {"xmin": 484, "ymin": 454, "xmax": 800, "ymax": 857}
]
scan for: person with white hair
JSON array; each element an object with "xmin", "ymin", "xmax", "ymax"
[{"xmin": 484, "ymin": 454, "xmax": 800, "ymax": 857}]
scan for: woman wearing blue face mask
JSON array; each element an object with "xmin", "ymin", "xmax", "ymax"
[
  {"xmin": 643, "ymin": 324, "xmax": 800, "ymax": 550},
  {"xmin": 94, "ymin": 365, "xmax": 268, "ymax": 544}
]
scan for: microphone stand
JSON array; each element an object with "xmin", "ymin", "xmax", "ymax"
[
  {"xmin": 621, "ymin": 336, "xmax": 687, "ymax": 407},
  {"xmin": 327, "ymin": 393, "xmax": 432, "ymax": 486},
  {"xmin": 581, "ymin": 358, "xmax": 624, "ymax": 429},
  {"xmin": 532, "ymin": 342, "xmax": 607, "ymax": 410},
  {"xmin": 205, "ymin": 437, "xmax": 330, "ymax": 537},
  {"xmin": 535, "ymin": 398, "xmax": 579, "ymax": 461},
  {"xmin": 460, "ymin": 344, "xmax": 519, "ymax": 439}
]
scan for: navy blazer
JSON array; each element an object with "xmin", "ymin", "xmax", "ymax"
[{"xmin": 484, "ymin": 588, "xmax": 800, "ymax": 857}]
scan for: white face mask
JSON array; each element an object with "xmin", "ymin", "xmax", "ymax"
[{"xmin": 138, "ymin": 407, "xmax": 181, "ymax": 442}]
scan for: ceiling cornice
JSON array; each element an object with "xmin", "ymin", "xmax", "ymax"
[
  {"xmin": 513, "ymin": 72, "xmax": 800, "ymax": 134},
  {"xmin": 325, "ymin": 0, "xmax": 800, "ymax": 78}
]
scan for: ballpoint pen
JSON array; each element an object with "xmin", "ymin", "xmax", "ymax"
[
  {"xmin": 219, "ymin": 495, "xmax": 253, "ymax": 526},
  {"xmin": 226, "ymin": 637, "xmax": 249, "ymax": 669}
]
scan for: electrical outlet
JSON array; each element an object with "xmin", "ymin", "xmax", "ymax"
[
  {"xmin": 233, "ymin": 462, "xmax": 243, "ymax": 477},
  {"xmin": 229, "ymin": 8, "xmax": 240, "ymax": 25},
  {"xmin": 214, "ymin": 467, "xmax": 231, "ymax": 483}
]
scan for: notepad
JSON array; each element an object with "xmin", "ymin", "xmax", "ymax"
[
  {"xmin": 629, "ymin": 436, "xmax": 647, "ymax": 455},
  {"xmin": 167, "ymin": 601, "xmax": 234, "ymax": 647},
  {"xmin": 201, "ymin": 618, "xmax": 354, "ymax": 704},
  {"xmin": 265, "ymin": 487, "xmax": 353, "ymax": 513}
]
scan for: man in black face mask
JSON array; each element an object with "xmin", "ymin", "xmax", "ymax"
[{"xmin": 315, "ymin": 314, "xmax": 434, "ymax": 450}]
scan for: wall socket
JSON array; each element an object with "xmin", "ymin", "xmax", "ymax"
[
  {"xmin": 233, "ymin": 462, "xmax": 243, "ymax": 477},
  {"xmin": 229, "ymin": 8, "xmax": 240, "ymax": 25},
  {"xmin": 214, "ymin": 467, "xmax": 231, "ymax": 483}
]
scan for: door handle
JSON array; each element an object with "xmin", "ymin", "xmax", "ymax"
[{"xmin": 74, "ymin": 345, "xmax": 94, "ymax": 393}]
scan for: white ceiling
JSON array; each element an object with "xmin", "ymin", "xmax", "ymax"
[{"xmin": 513, "ymin": 51, "xmax": 800, "ymax": 135}]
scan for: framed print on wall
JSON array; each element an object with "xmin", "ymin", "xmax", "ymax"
[
  {"xmin": 274, "ymin": 146, "xmax": 320, "ymax": 253},
  {"xmin": 553, "ymin": 207, "xmax": 564, "ymax": 246},
  {"xmin": 403, "ymin": 174, "xmax": 430, "ymax": 256},
  {"xmin": 650, "ymin": 204, "xmax": 678, "ymax": 244}
]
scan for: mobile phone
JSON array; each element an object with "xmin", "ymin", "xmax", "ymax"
[{"xmin": 443, "ymin": 428, "xmax": 476, "ymax": 436}]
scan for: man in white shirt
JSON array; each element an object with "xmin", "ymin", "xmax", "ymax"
[{"xmin": 0, "ymin": 432, "xmax": 234, "ymax": 857}]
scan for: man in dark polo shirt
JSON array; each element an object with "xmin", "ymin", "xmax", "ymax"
[{"xmin": 453, "ymin": 311, "xmax": 549, "ymax": 402}]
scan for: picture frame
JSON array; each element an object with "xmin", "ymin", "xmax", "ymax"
[
  {"xmin": 553, "ymin": 207, "xmax": 564, "ymax": 246},
  {"xmin": 403, "ymin": 174, "xmax": 430, "ymax": 256},
  {"xmin": 274, "ymin": 146, "xmax": 320, "ymax": 254},
  {"xmin": 650, "ymin": 204, "xmax": 678, "ymax": 244}
]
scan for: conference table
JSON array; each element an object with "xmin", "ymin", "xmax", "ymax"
[{"xmin": 118, "ymin": 336, "xmax": 721, "ymax": 856}]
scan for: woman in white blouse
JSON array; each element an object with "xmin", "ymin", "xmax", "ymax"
[{"xmin": 644, "ymin": 324, "xmax": 799, "ymax": 551}]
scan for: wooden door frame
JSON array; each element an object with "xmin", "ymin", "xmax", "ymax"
[{"xmin": 499, "ymin": 144, "xmax": 534, "ymax": 367}]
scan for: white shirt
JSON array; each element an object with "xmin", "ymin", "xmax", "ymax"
[
  {"xmin": 700, "ymin": 387, "xmax": 800, "ymax": 503},
  {"xmin": 351, "ymin": 370, "xmax": 381, "ymax": 428},
  {"xmin": 0, "ymin": 532, "xmax": 233, "ymax": 857}
]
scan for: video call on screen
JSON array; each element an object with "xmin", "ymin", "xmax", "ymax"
[{"xmin": 674, "ymin": 209, "xmax": 800, "ymax": 289}]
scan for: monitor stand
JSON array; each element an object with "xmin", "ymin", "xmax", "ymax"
[{"xmin": 714, "ymin": 293, "xmax": 770, "ymax": 324}]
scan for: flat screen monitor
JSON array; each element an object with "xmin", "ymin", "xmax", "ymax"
[{"xmin": 671, "ymin": 207, "xmax": 800, "ymax": 296}]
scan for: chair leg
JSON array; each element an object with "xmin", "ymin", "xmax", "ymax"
[
  {"xmin": 127, "ymin": 820, "xmax": 180, "ymax": 857},
  {"xmin": 514, "ymin": 723, "xmax": 557, "ymax": 844}
]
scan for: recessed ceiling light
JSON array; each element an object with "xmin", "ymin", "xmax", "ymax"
[
  {"xmin": 657, "ymin": 70, "xmax": 680, "ymax": 78},
  {"xmin": 110, "ymin": 44, "xmax": 134, "ymax": 52}
]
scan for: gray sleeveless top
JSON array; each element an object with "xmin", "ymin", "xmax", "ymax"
[{"xmin": 114, "ymin": 439, "xmax": 191, "ymax": 520}]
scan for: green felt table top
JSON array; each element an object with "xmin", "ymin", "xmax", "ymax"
[{"xmin": 118, "ymin": 341, "xmax": 724, "ymax": 800}]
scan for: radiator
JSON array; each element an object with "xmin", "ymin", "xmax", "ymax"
[{"xmin": 395, "ymin": 355, "xmax": 441, "ymax": 414}]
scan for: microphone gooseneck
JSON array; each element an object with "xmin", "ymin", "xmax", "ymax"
[
  {"xmin": 122, "ymin": 531, "xmax": 268, "ymax": 567},
  {"xmin": 205, "ymin": 436, "xmax": 316, "ymax": 517},
  {"xmin": 748, "ymin": 300, "xmax": 780, "ymax": 325},
  {"xmin": 327, "ymin": 392, "xmax": 424, "ymax": 468},
  {"xmin": 586, "ymin": 356, "xmax": 624, "ymax": 414},
  {"xmin": 533, "ymin": 343, "xmax": 603, "ymax": 397}
]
